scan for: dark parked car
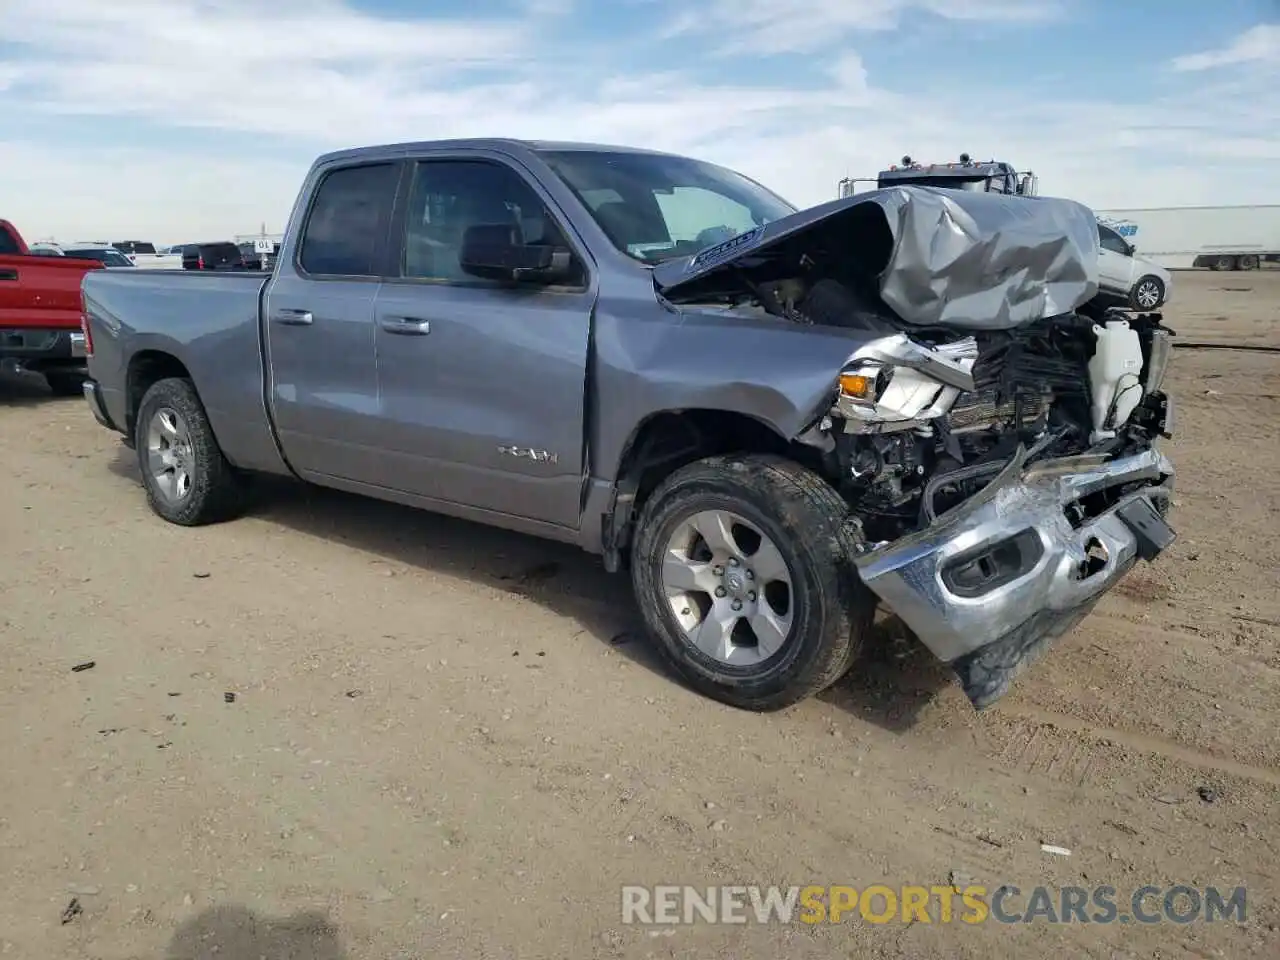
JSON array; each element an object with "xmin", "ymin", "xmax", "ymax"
[
  {"xmin": 61, "ymin": 246, "xmax": 136, "ymax": 267},
  {"xmin": 179, "ymin": 242, "xmax": 247, "ymax": 271}
]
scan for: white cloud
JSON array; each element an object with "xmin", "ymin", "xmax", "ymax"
[
  {"xmin": 659, "ymin": 0, "xmax": 1062, "ymax": 54},
  {"xmin": 0, "ymin": 1, "xmax": 1277, "ymax": 240},
  {"xmin": 1172, "ymin": 24, "xmax": 1279, "ymax": 72}
]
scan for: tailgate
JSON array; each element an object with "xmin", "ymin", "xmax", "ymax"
[{"xmin": 0, "ymin": 255, "xmax": 103, "ymax": 329}]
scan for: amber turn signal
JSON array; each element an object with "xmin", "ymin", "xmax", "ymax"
[{"xmin": 838, "ymin": 372, "xmax": 877, "ymax": 400}]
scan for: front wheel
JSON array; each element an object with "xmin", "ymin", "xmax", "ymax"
[
  {"xmin": 1130, "ymin": 275, "xmax": 1165, "ymax": 310},
  {"xmin": 630, "ymin": 454, "xmax": 875, "ymax": 711},
  {"xmin": 133, "ymin": 377, "xmax": 247, "ymax": 525}
]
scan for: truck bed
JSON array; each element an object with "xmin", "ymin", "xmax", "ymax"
[{"xmin": 82, "ymin": 268, "xmax": 285, "ymax": 474}]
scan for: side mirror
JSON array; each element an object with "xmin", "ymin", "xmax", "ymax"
[{"xmin": 459, "ymin": 224, "xmax": 572, "ymax": 283}]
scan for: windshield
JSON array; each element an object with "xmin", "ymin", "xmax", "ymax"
[
  {"xmin": 539, "ymin": 149, "xmax": 796, "ymax": 264},
  {"xmin": 66, "ymin": 248, "xmax": 134, "ymax": 267}
]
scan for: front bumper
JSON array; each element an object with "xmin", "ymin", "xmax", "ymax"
[{"xmin": 854, "ymin": 445, "xmax": 1175, "ymax": 708}]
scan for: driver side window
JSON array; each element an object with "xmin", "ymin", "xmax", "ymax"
[
  {"xmin": 1098, "ymin": 225, "xmax": 1130, "ymax": 256},
  {"xmin": 400, "ymin": 159, "xmax": 582, "ymax": 286}
]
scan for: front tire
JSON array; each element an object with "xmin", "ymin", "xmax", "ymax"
[
  {"xmin": 134, "ymin": 377, "xmax": 247, "ymax": 525},
  {"xmin": 630, "ymin": 453, "xmax": 875, "ymax": 711},
  {"xmin": 1130, "ymin": 275, "xmax": 1165, "ymax": 310}
]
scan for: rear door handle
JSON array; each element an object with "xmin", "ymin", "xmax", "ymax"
[
  {"xmin": 272, "ymin": 309, "xmax": 313, "ymax": 325},
  {"xmin": 0, "ymin": 269, "xmax": 17, "ymax": 281},
  {"xmin": 379, "ymin": 316, "xmax": 431, "ymax": 335}
]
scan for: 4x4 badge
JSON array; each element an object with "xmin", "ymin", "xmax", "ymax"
[{"xmin": 497, "ymin": 445, "xmax": 558, "ymax": 464}]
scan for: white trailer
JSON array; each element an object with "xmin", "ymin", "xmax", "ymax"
[{"xmin": 1092, "ymin": 205, "xmax": 1280, "ymax": 271}]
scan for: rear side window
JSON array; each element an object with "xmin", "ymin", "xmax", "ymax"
[
  {"xmin": 299, "ymin": 162, "xmax": 399, "ymax": 277},
  {"xmin": 0, "ymin": 229, "xmax": 20, "ymax": 255}
]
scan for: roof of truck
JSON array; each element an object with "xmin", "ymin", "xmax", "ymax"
[{"xmin": 312, "ymin": 138, "xmax": 689, "ymax": 167}]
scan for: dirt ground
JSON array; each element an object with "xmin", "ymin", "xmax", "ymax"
[{"xmin": 2, "ymin": 269, "xmax": 1277, "ymax": 959}]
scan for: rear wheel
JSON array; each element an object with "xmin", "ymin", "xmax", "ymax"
[
  {"xmin": 133, "ymin": 377, "xmax": 247, "ymax": 525},
  {"xmin": 1130, "ymin": 275, "xmax": 1165, "ymax": 310},
  {"xmin": 630, "ymin": 453, "xmax": 875, "ymax": 711},
  {"xmin": 1238, "ymin": 254, "xmax": 1260, "ymax": 271},
  {"xmin": 1211, "ymin": 255, "xmax": 1237, "ymax": 271}
]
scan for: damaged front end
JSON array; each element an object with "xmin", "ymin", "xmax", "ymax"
[
  {"xmin": 828, "ymin": 311, "xmax": 1176, "ymax": 709},
  {"xmin": 657, "ymin": 185, "xmax": 1178, "ymax": 709}
]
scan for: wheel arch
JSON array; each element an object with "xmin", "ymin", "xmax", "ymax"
[
  {"xmin": 125, "ymin": 349, "xmax": 194, "ymax": 442},
  {"xmin": 599, "ymin": 407, "xmax": 830, "ymax": 572}
]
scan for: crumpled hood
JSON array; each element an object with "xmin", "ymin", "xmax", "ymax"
[{"xmin": 652, "ymin": 185, "xmax": 1101, "ymax": 331}]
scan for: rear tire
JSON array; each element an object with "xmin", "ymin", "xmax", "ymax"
[
  {"xmin": 44, "ymin": 370, "xmax": 86, "ymax": 397},
  {"xmin": 1238, "ymin": 254, "xmax": 1260, "ymax": 271},
  {"xmin": 134, "ymin": 377, "xmax": 247, "ymax": 526},
  {"xmin": 1211, "ymin": 255, "xmax": 1237, "ymax": 271},
  {"xmin": 630, "ymin": 453, "xmax": 875, "ymax": 711}
]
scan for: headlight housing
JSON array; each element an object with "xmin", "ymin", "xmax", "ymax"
[{"xmin": 828, "ymin": 333, "xmax": 978, "ymax": 432}]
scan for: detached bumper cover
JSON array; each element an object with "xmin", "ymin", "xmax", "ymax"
[{"xmin": 854, "ymin": 445, "xmax": 1175, "ymax": 708}]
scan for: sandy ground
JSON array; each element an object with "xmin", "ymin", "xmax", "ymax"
[{"xmin": 1, "ymin": 269, "xmax": 1278, "ymax": 959}]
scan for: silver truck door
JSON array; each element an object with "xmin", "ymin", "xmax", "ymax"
[
  {"xmin": 369, "ymin": 155, "xmax": 594, "ymax": 531},
  {"xmin": 263, "ymin": 160, "xmax": 401, "ymax": 484}
]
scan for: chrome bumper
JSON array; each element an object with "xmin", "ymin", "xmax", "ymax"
[{"xmin": 855, "ymin": 446, "xmax": 1175, "ymax": 703}]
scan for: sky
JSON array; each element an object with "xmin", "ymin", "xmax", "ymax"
[{"xmin": 1, "ymin": 0, "xmax": 1278, "ymax": 242}]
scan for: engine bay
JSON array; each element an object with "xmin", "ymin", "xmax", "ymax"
[
  {"xmin": 706, "ymin": 270, "xmax": 1176, "ymax": 544},
  {"xmin": 821, "ymin": 306, "xmax": 1174, "ymax": 542}
]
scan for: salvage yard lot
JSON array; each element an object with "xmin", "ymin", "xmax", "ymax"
[{"xmin": 2, "ymin": 269, "xmax": 1278, "ymax": 958}]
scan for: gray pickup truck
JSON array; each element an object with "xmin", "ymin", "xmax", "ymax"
[{"xmin": 80, "ymin": 138, "xmax": 1177, "ymax": 711}]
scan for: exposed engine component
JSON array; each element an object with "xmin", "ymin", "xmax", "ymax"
[
  {"xmin": 1087, "ymin": 319, "xmax": 1145, "ymax": 442},
  {"xmin": 697, "ymin": 265, "xmax": 1173, "ymax": 541},
  {"xmin": 945, "ymin": 386, "xmax": 1049, "ymax": 435},
  {"xmin": 807, "ymin": 294, "xmax": 1175, "ymax": 542}
]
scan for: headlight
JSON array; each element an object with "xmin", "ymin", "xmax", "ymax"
[{"xmin": 829, "ymin": 334, "xmax": 977, "ymax": 432}]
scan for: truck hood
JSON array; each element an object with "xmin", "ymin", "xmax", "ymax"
[{"xmin": 652, "ymin": 185, "xmax": 1101, "ymax": 331}]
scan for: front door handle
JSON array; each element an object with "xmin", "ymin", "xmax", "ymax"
[
  {"xmin": 0, "ymin": 268, "xmax": 18, "ymax": 281},
  {"xmin": 272, "ymin": 309, "xmax": 313, "ymax": 325},
  {"xmin": 379, "ymin": 316, "xmax": 431, "ymax": 335}
]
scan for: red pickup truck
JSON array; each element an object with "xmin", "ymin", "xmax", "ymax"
[{"xmin": 1, "ymin": 219, "xmax": 104, "ymax": 395}]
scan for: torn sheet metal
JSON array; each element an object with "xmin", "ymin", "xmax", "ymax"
[{"xmin": 653, "ymin": 185, "xmax": 1101, "ymax": 331}]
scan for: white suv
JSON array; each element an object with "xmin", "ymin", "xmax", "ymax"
[{"xmin": 1096, "ymin": 221, "xmax": 1171, "ymax": 311}]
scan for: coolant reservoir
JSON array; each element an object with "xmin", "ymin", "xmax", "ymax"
[{"xmin": 1088, "ymin": 319, "xmax": 1145, "ymax": 441}]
